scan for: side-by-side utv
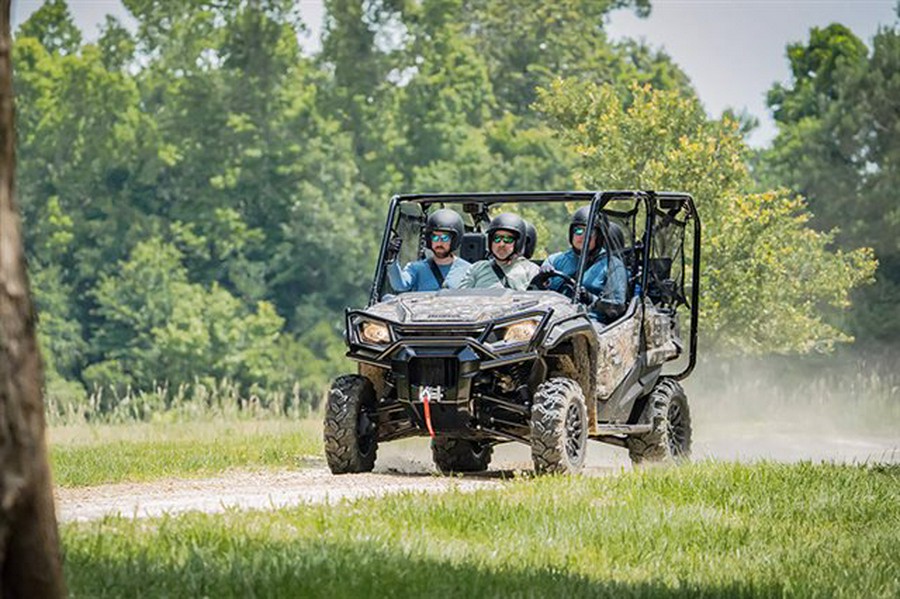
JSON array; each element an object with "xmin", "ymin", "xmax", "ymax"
[{"xmin": 325, "ymin": 191, "xmax": 700, "ymax": 474}]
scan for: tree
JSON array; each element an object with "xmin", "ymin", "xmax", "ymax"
[
  {"xmin": 537, "ymin": 80, "xmax": 876, "ymax": 354},
  {"xmin": 0, "ymin": 1, "xmax": 65, "ymax": 594},
  {"xmin": 318, "ymin": 0, "xmax": 408, "ymax": 192},
  {"xmin": 460, "ymin": 0, "xmax": 650, "ymax": 116},
  {"xmin": 757, "ymin": 18, "xmax": 900, "ymax": 341},
  {"xmin": 88, "ymin": 237, "xmax": 298, "ymax": 394},
  {"xmin": 15, "ymin": 0, "xmax": 81, "ymax": 55},
  {"xmin": 766, "ymin": 24, "xmax": 867, "ymax": 123},
  {"xmin": 13, "ymin": 28, "xmax": 155, "ymax": 384}
]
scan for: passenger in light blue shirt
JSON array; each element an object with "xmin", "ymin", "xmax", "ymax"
[
  {"xmin": 542, "ymin": 206, "xmax": 628, "ymax": 308},
  {"xmin": 387, "ymin": 209, "xmax": 471, "ymax": 292}
]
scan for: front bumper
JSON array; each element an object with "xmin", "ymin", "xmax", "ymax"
[{"xmin": 344, "ymin": 308, "xmax": 553, "ymax": 439}]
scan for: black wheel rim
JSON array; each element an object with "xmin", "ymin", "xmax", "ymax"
[
  {"xmin": 564, "ymin": 402, "xmax": 585, "ymax": 462},
  {"xmin": 666, "ymin": 400, "xmax": 687, "ymax": 456},
  {"xmin": 357, "ymin": 407, "xmax": 376, "ymax": 456}
]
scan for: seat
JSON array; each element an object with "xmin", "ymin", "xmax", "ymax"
[
  {"xmin": 460, "ymin": 232, "xmax": 487, "ymax": 264},
  {"xmin": 646, "ymin": 257, "xmax": 677, "ymax": 304}
]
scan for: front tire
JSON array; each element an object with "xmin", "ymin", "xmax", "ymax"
[
  {"xmin": 626, "ymin": 378, "xmax": 692, "ymax": 465},
  {"xmin": 431, "ymin": 438, "xmax": 493, "ymax": 474},
  {"xmin": 324, "ymin": 374, "xmax": 378, "ymax": 474},
  {"xmin": 530, "ymin": 377, "xmax": 588, "ymax": 474}
]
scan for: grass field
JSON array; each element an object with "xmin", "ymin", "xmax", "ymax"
[
  {"xmin": 50, "ymin": 419, "xmax": 322, "ymax": 487},
  {"xmin": 50, "ymin": 352, "xmax": 900, "ymax": 596},
  {"xmin": 60, "ymin": 461, "xmax": 900, "ymax": 598}
]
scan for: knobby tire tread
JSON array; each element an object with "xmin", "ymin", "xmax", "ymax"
[
  {"xmin": 627, "ymin": 377, "xmax": 692, "ymax": 465},
  {"xmin": 530, "ymin": 377, "xmax": 587, "ymax": 474},
  {"xmin": 324, "ymin": 374, "xmax": 378, "ymax": 474}
]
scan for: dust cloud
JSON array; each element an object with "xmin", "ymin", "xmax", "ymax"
[
  {"xmin": 375, "ymin": 350, "xmax": 900, "ymax": 474},
  {"xmin": 683, "ymin": 351, "xmax": 900, "ymax": 464}
]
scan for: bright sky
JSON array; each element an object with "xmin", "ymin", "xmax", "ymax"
[
  {"xmin": 605, "ymin": 0, "xmax": 899, "ymax": 146},
  {"xmin": 12, "ymin": 0, "xmax": 899, "ymax": 147}
]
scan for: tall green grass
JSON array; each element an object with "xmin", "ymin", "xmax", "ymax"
[
  {"xmin": 61, "ymin": 461, "xmax": 900, "ymax": 598},
  {"xmin": 45, "ymin": 377, "xmax": 319, "ymax": 426},
  {"xmin": 50, "ymin": 419, "xmax": 322, "ymax": 487}
]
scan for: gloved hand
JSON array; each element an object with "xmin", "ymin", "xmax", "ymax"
[
  {"xmin": 539, "ymin": 262, "xmax": 556, "ymax": 274},
  {"xmin": 578, "ymin": 288, "xmax": 597, "ymax": 305},
  {"xmin": 385, "ymin": 237, "xmax": 402, "ymax": 263},
  {"xmin": 593, "ymin": 298, "xmax": 626, "ymax": 321}
]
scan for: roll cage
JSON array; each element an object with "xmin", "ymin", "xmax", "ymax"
[{"xmin": 368, "ymin": 191, "xmax": 701, "ymax": 379}]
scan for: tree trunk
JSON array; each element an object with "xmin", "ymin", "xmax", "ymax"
[{"xmin": 0, "ymin": 1, "xmax": 65, "ymax": 596}]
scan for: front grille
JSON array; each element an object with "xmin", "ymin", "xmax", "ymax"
[
  {"xmin": 409, "ymin": 358, "xmax": 459, "ymax": 387},
  {"xmin": 397, "ymin": 329, "xmax": 482, "ymax": 339}
]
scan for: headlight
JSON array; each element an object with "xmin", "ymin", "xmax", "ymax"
[
  {"xmin": 502, "ymin": 319, "xmax": 539, "ymax": 343},
  {"xmin": 359, "ymin": 321, "xmax": 391, "ymax": 345}
]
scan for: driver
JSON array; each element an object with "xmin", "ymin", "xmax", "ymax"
[
  {"xmin": 458, "ymin": 213, "xmax": 539, "ymax": 290},
  {"xmin": 541, "ymin": 206, "xmax": 627, "ymax": 307},
  {"xmin": 387, "ymin": 208, "xmax": 471, "ymax": 291}
]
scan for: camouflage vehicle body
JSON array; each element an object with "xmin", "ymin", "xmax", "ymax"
[{"xmin": 326, "ymin": 191, "xmax": 700, "ymax": 474}]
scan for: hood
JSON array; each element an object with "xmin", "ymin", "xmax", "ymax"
[{"xmin": 364, "ymin": 289, "xmax": 579, "ymax": 324}]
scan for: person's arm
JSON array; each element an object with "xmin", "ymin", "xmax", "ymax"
[
  {"xmin": 387, "ymin": 260, "xmax": 416, "ymax": 292},
  {"xmin": 445, "ymin": 258, "xmax": 471, "ymax": 289},
  {"xmin": 583, "ymin": 257, "xmax": 628, "ymax": 322},
  {"xmin": 512, "ymin": 259, "xmax": 541, "ymax": 291},
  {"xmin": 581, "ymin": 261, "xmax": 607, "ymax": 298},
  {"xmin": 457, "ymin": 261, "xmax": 479, "ymax": 289},
  {"xmin": 500, "ymin": 258, "xmax": 534, "ymax": 291}
]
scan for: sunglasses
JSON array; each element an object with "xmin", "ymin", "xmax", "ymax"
[
  {"xmin": 492, "ymin": 234, "xmax": 516, "ymax": 244},
  {"xmin": 572, "ymin": 226, "xmax": 586, "ymax": 236},
  {"xmin": 430, "ymin": 232, "xmax": 452, "ymax": 243}
]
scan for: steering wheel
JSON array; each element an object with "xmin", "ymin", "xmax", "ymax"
[{"xmin": 528, "ymin": 269, "xmax": 578, "ymax": 298}]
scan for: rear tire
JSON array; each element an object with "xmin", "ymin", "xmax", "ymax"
[
  {"xmin": 324, "ymin": 375, "xmax": 378, "ymax": 474},
  {"xmin": 627, "ymin": 378, "xmax": 692, "ymax": 465},
  {"xmin": 431, "ymin": 438, "xmax": 493, "ymax": 473},
  {"xmin": 530, "ymin": 377, "xmax": 588, "ymax": 474}
]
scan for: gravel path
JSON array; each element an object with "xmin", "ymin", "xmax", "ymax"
[
  {"xmin": 55, "ymin": 431, "xmax": 899, "ymax": 523},
  {"xmin": 55, "ymin": 467, "xmax": 504, "ymax": 523}
]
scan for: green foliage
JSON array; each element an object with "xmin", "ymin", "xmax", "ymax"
[
  {"xmin": 461, "ymin": 0, "xmax": 658, "ymax": 116},
  {"xmin": 757, "ymin": 21, "xmax": 900, "ymax": 342},
  {"xmin": 97, "ymin": 15, "xmax": 136, "ymax": 70},
  {"xmin": 537, "ymin": 80, "xmax": 876, "ymax": 352},
  {"xmin": 15, "ymin": 0, "xmax": 82, "ymax": 55},
  {"xmin": 88, "ymin": 238, "xmax": 322, "ymax": 394},
  {"xmin": 61, "ymin": 462, "xmax": 900, "ymax": 597},
  {"xmin": 14, "ymin": 0, "xmax": 887, "ymax": 413},
  {"xmin": 766, "ymin": 24, "xmax": 868, "ymax": 123}
]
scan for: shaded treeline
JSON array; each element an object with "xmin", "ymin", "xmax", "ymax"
[{"xmin": 756, "ymin": 18, "xmax": 900, "ymax": 342}]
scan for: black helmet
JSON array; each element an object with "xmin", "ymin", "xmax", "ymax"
[
  {"xmin": 486, "ymin": 213, "xmax": 527, "ymax": 256},
  {"xmin": 569, "ymin": 205, "xmax": 609, "ymax": 247},
  {"xmin": 524, "ymin": 221, "xmax": 537, "ymax": 259},
  {"xmin": 425, "ymin": 208, "xmax": 465, "ymax": 252}
]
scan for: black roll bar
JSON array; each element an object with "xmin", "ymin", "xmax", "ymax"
[{"xmin": 366, "ymin": 190, "xmax": 701, "ymax": 377}]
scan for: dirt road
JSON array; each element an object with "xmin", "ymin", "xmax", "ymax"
[{"xmin": 55, "ymin": 430, "xmax": 898, "ymax": 523}]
